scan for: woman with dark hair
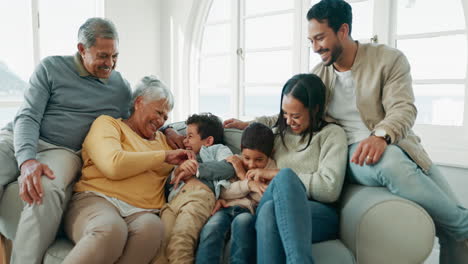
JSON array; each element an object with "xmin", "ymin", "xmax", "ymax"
[{"xmin": 224, "ymin": 73, "xmax": 348, "ymax": 263}]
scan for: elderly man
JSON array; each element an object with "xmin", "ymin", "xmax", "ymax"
[{"xmin": 0, "ymin": 17, "xmax": 131, "ymax": 263}]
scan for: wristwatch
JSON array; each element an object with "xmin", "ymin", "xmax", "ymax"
[{"xmin": 371, "ymin": 128, "xmax": 391, "ymax": 144}]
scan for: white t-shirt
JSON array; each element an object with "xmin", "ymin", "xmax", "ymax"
[{"xmin": 327, "ymin": 69, "xmax": 370, "ymax": 144}]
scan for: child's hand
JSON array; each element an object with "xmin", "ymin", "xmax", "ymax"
[
  {"xmin": 246, "ymin": 168, "xmax": 279, "ymax": 183},
  {"xmin": 212, "ymin": 199, "xmax": 228, "ymax": 215},
  {"xmin": 178, "ymin": 159, "xmax": 199, "ymax": 176},
  {"xmin": 248, "ymin": 180, "xmax": 268, "ymax": 195},
  {"xmin": 171, "ymin": 160, "xmax": 198, "ymax": 189},
  {"xmin": 226, "ymin": 155, "xmax": 246, "ymax": 179}
]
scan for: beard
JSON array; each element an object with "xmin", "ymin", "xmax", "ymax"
[{"xmin": 319, "ymin": 43, "xmax": 343, "ymax": 66}]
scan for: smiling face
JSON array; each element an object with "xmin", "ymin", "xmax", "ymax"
[
  {"xmin": 241, "ymin": 148, "xmax": 269, "ymax": 170},
  {"xmin": 281, "ymin": 94, "xmax": 310, "ymax": 134},
  {"xmin": 307, "ymin": 18, "xmax": 344, "ymax": 67},
  {"xmin": 131, "ymin": 97, "xmax": 169, "ymax": 139},
  {"xmin": 78, "ymin": 37, "xmax": 118, "ymax": 79},
  {"xmin": 183, "ymin": 124, "xmax": 212, "ymax": 154}
]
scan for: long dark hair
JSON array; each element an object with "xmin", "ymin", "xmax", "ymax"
[{"xmin": 275, "ymin": 73, "xmax": 327, "ymax": 151}]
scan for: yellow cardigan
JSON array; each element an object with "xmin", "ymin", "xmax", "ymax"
[{"xmin": 74, "ymin": 115, "xmax": 174, "ymax": 209}]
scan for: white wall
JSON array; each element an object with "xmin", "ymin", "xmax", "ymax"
[{"xmin": 104, "ymin": 0, "xmax": 161, "ymax": 87}]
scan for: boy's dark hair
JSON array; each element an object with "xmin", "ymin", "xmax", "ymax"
[
  {"xmin": 307, "ymin": 0, "xmax": 353, "ymax": 36},
  {"xmin": 186, "ymin": 112, "xmax": 224, "ymax": 144},
  {"xmin": 241, "ymin": 122, "xmax": 275, "ymax": 157}
]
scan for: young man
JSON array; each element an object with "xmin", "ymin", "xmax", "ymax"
[
  {"xmin": 307, "ymin": 0, "xmax": 468, "ymax": 263},
  {"xmin": 157, "ymin": 113, "xmax": 235, "ymax": 264}
]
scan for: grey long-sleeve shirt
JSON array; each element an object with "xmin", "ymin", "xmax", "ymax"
[{"xmin": 4, "ymin": 53, "xmax": 132, "ymax": 167}]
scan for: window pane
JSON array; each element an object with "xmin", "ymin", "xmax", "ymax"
[
  {"xmin": 0, "ymin": 0, "xmax": 34, "ymax": 83},
  {"xmin": 244, "ymin": 50, "xmax": 292, "ymax": 84},
  {"xmin": 39, "ymin": 0, "xmax": 100, "ymax": 58},
  {"xmin": 199, "ymin": 55, "xmax": 233, "ymax": 116},
  {"xmin": 200, "ymin": 55, "xmax": 232, "ymax": 86},
  {"xmin": 199, "ymin": 89, "xmax": 231, "ymax": 116},
  {"xmin": 202, "ymin": 24, "xmax": 231, "ymax": 54},
  {"xmin": 207, "ymin": 0, "xmax": 232, "ymax": 22},
  {"xmin": 0, "ymin": 106, "xmax": 20, "ymax": 128},
  {"xmin": 397, "ymin": 0, "xmax": 465, "ymax": 35},
  {"xmin": 246, "ymin": 0, "xmax": 293, "ymax": 16},
  {"xmin": 309, "ymin": 48, "xmax": 322, "ymax": 71},
  {"xmin": 349, "ymin": 0, "xmax": 374, "ymax": 41},
  {"xmin": 397, "ymin": 35, "xmax": 466, "ymax": 80},
  {"xmin": 414, "ymin": 84, "xmax": 464, "ymax": 126},
  {"xmin": 245, "ymin": 13, "xmax": 293, "ymax": 49},
  {"xmin": 244, "ymin": 86, "xmax": 281, "ymax": 116}
]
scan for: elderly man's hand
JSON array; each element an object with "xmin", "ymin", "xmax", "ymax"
[
  {"xmin": 19, "ymin": 159, "xmax": 55, "ymax": 205},
  {"xmin": 164, "ymin": 128, "xmax": 185, "ymax": 149},
  {"xmin": 165, "ymin": 149, "xmax": 195, "ymax": 165},
  {"xmin": 223, "ymin": 118, "xmax": 249, "ymax": 130}
]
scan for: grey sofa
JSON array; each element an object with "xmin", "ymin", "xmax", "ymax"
[{"xmin": 0, "ymin": 124, "xmax": 435, "ymax": 263}]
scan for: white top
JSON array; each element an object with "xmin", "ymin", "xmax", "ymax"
[
  {"xmin": 327, "ymin": 69, "xmax": 370, "ymax": 144},
  {"xmin": 85, "ymin": 191, "xmax": 159, "ymax": 217}
]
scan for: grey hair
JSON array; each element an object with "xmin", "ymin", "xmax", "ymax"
[
  {"xmin": 78, "ymin": 17, "xmax": 119, "ymax": 49},
  {"xmin": 130, "ymin": 75, "xmax": 174, "ymax": 115}
]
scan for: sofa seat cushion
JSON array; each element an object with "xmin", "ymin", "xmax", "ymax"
[{"xmin": 43, "ymin": 238, "xmax": 355, "ymax": 264}]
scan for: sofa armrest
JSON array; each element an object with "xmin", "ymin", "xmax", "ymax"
[{"xmin": 339, "ymin": 184, "xmax": 435, "ymax": 264}]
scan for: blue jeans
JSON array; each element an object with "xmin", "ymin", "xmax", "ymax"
[
  {"xmin": 196, "ymin": 205, "xmax": 255, "ymax": 264},
  {"xmin": 347, "ymin": 143, "xmax": 468, "ymax": 264},
  {"xmin": 256, "ymin": 168, "xmax": 339, "ymax": 264}
]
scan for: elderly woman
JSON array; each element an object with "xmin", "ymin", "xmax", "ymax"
[{"xmin": 63, "ymin": 76, "xmax": 193, "ymax": 264}]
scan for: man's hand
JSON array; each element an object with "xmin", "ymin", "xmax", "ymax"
[
  {"xmin": 350, "ymin": 136, "xmax": 388, "ymax": 166},
  {"xmin": 248, "ymin": 180, "xmax": 268, "ymax": 195},
  {"xmin": 164, "ymin": 128, "xmax": 185, "ymax": 149},
  {"xmin": 226, "ymin": 155, "xmax": 246, "ymax": 180},
  {"xmin": 165, "ymin": 149, "xmax": 195, "ymax": 165},
  {"xmin": 212, "ymin": 199, "xmax": 229, "ymax": 215},
  {"xmin": 246, "ymin": 168, "xmax": 279, "ymax": 183},
  {"xmin": 19, "ymin": 159, "xmax": 55, "ymax": 205},
  {"xmin": 223, "ymin": 118, "xmax": 249, "ymax": 130}
]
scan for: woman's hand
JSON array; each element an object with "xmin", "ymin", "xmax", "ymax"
[
  {"xmin": 246, "ymin": 168, "xmax": 279, "ymax": 183},
  {"xmin": 165, "ymin": 149, "xmax": 195, "ymax": 165},
  {"xmin": 223, "ymin": 118, "xmax": 250, "ymax": 130},
  {"xmin": 226, "ymin": 155, "xmax": 246, "ymax": 180},
  {"xmin": 164, "ymin": 128, "xmax": 185, "ymax": 149}
]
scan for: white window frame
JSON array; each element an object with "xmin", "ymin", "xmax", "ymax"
[
  {"xmin": 193, "ymin": 0, "xmax": 308, "ymax": 121},
  {"xmin": 361, "ymin": 0, "xmax": 468, "ymax": 168}
]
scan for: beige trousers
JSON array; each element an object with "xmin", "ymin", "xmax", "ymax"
[
  {"xmin": 0, "ymin": 130, "xmax": 82, "ymax": 264},
  {"xmin": 155, "ymin": 182, "xmax": 215, "ymax": 264},
  {"xmin": 64, "ymin": 192, "xmax": 164, "ymax": 264}
]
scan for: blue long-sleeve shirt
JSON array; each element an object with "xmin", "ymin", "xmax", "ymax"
[{"xmin": 4, "ymin": 53, "xmax": 132, "ymax": 167}]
